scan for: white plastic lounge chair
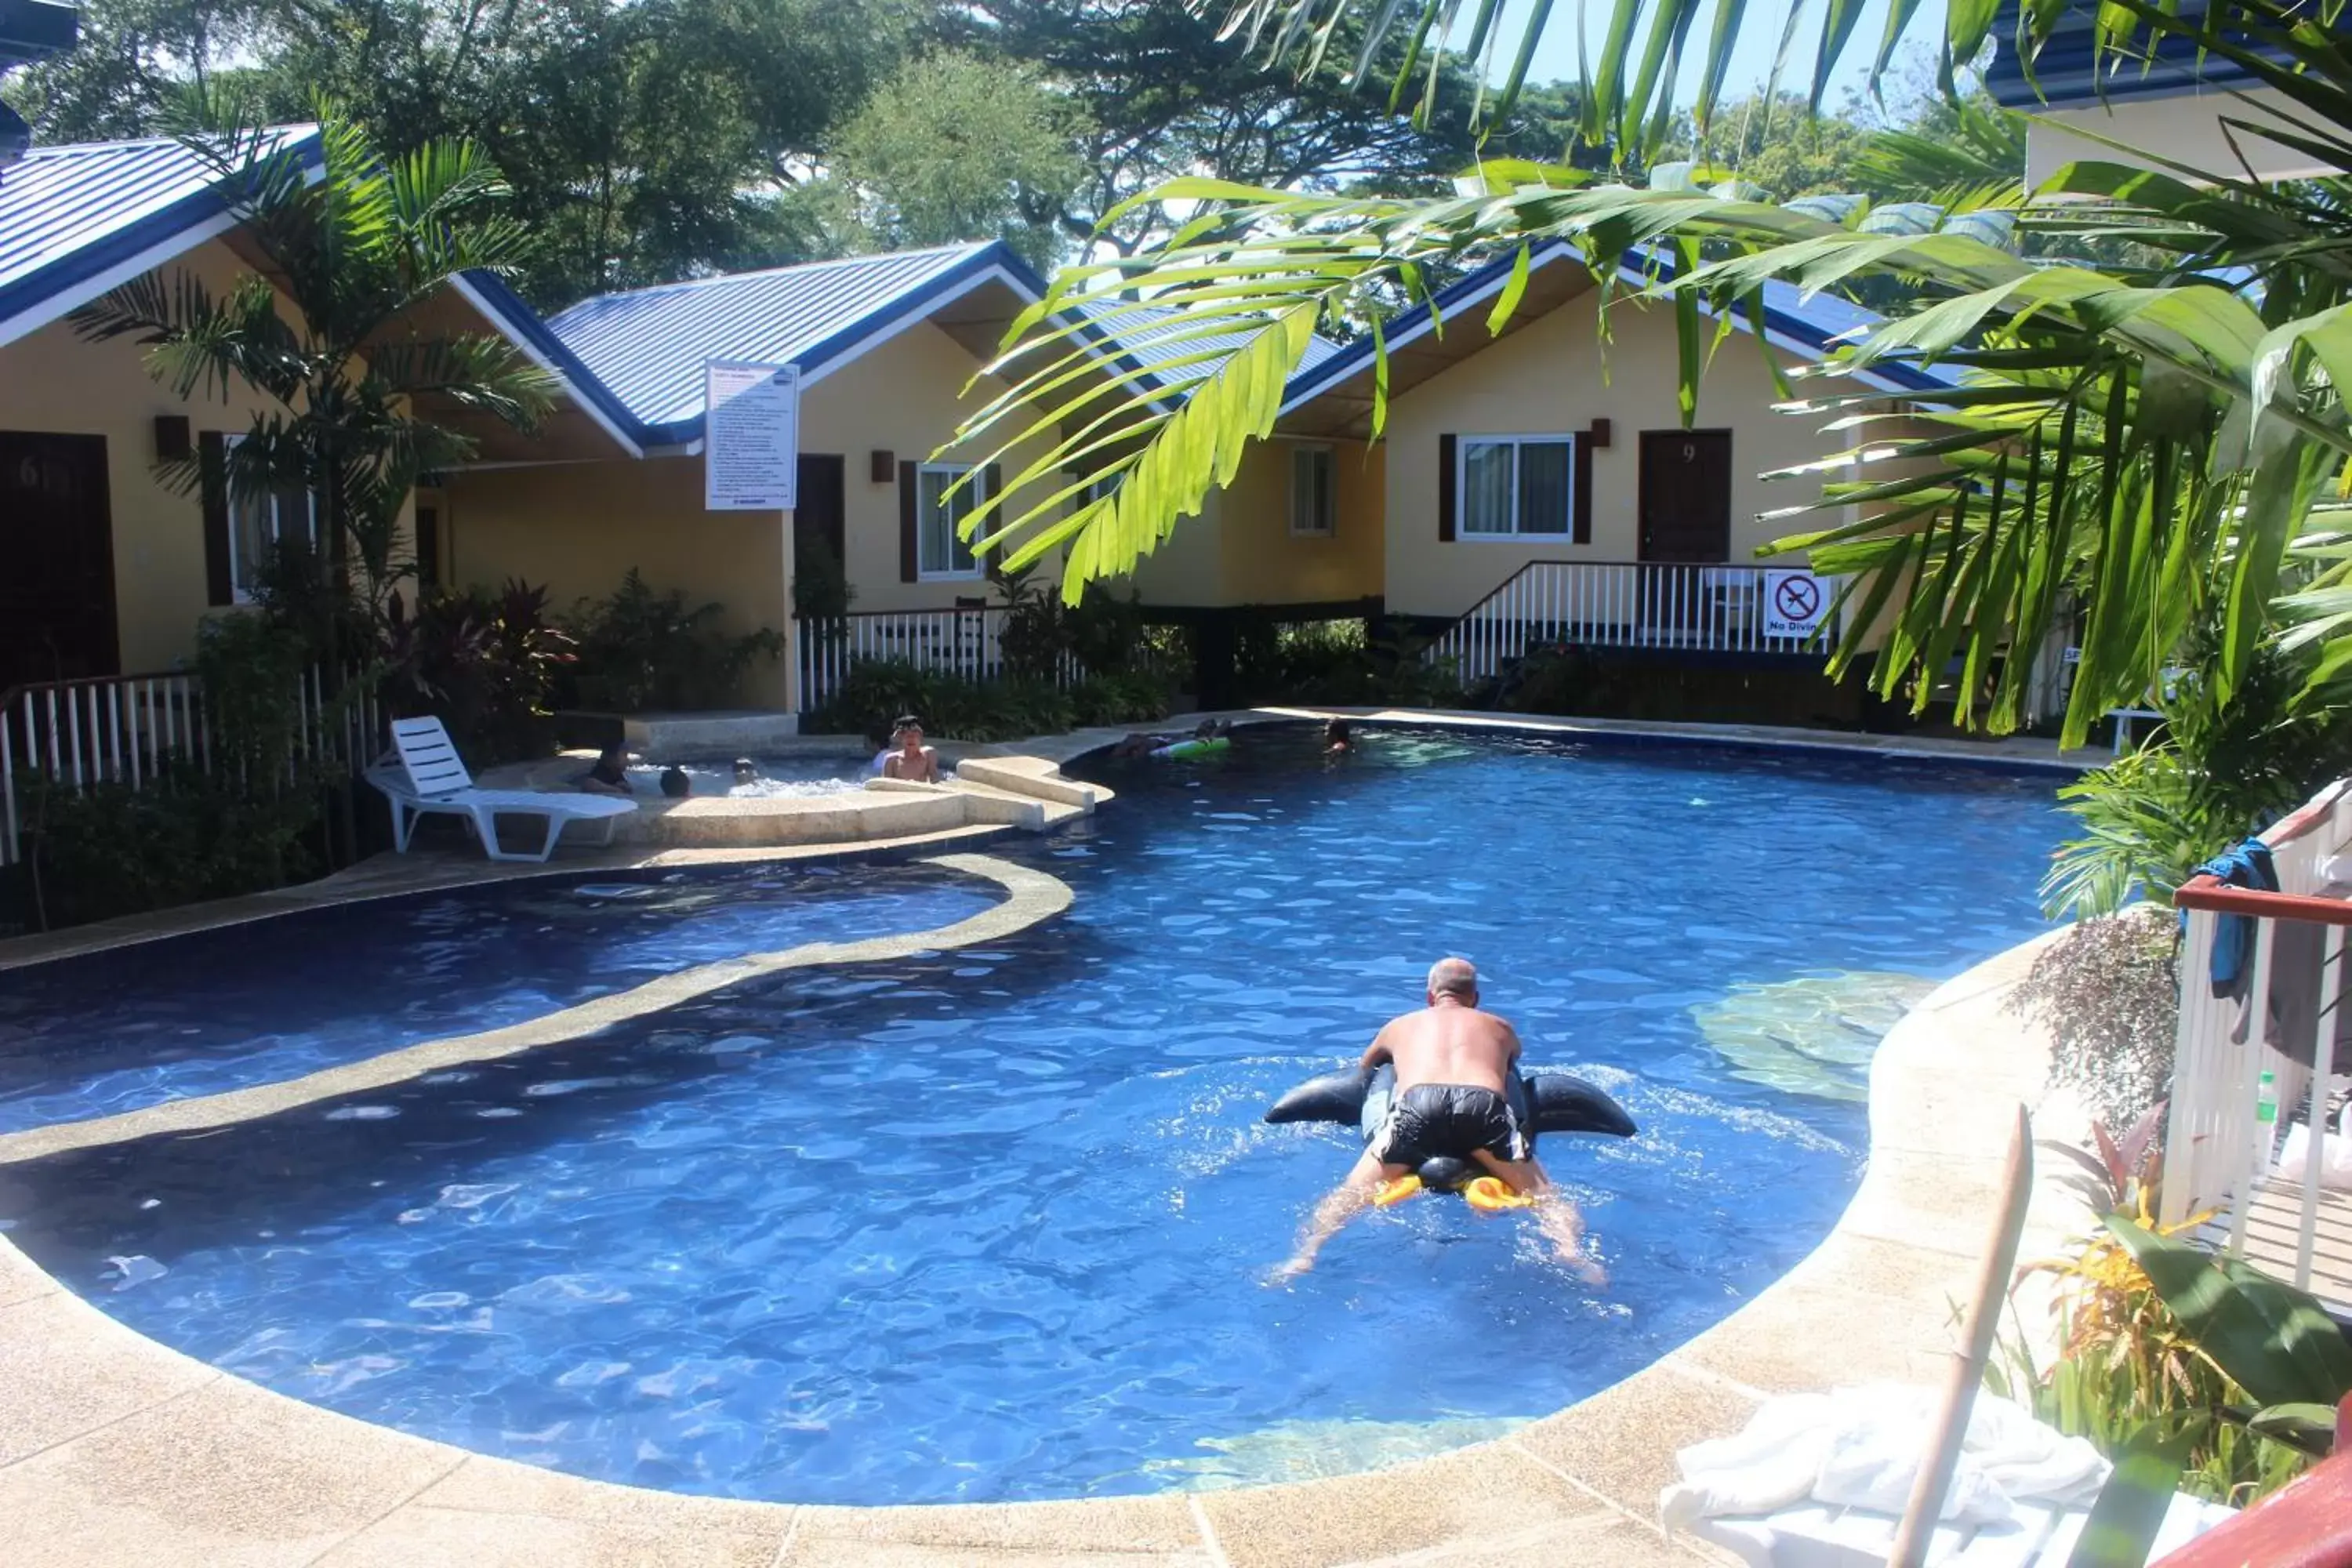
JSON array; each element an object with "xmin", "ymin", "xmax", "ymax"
[{"xmin": 368, "ymin": 716, "xmax": 636, "ymax": 863}]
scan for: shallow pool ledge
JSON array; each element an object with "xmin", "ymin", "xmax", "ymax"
[{"xmin": 0, "ymin": 924, "xmax": 2095, "ymax": 1566}]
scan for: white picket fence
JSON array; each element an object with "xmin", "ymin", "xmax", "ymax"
[
  {"xmin": 1425, "ymin": 561, "xmax": 1831, "ymax": 685},
  {"xmin": 1, "ymin": 667, "xmax": 383, "ymax": 867},
  {"xmin": 796, "ymin": 608, "xmax": 1080, "ymax": 713},
  {"xmin": 2165, "ymin": 777, "xmax": 2352, "ymax": 1308}
]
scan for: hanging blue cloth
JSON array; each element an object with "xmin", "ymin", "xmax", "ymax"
[{"xmin": 2192, "ymin": 837, "xmax": 2280, "ymax": 994}]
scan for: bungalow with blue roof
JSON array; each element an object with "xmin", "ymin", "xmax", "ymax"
[
  {"xmin": 2, "ymin": 121, "xmax": 1959, "ymax": 721},
  {"xmin": 0, "ymin": 127, "xmax": 338, "ymax": 690},
  {"xmin": 1986, "ymin": 0, "xmax": 2325, "ymax": 186},
  {"xmin": 437, "ymin": 242, "xmax": 1087, "ymax": 713},
  {"xmin": 1235, "ymin": 238, "xmax": 1955, "ymax": 643},
  {"xmin": 437, "ymin": 242, "xmax": 1401, "ymax": 713},
  {"xmin": 0, "ymin": 124, "xmax": 630, "ymax": 695}
]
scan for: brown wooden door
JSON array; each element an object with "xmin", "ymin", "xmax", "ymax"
[
  {"xmin": 1639, "ymin": 430, "xmax": 1733, "ymax": 562},
  {"xmin": 792, "ymin": 454, "xmax": 848, "ymax": 617},
  {"xmin": 0, "ymin": 433, "xmax": 117, "ymax": 691}
]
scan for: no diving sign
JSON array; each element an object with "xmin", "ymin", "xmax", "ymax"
[{"xmin": 1763, "ymin": 570, "xmax": 1831, "ymax": 640}]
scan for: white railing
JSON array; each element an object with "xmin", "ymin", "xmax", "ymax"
[
  {"xmin": 1425, "ymin": 561, "xmax": 1830, "ymax": 685},
  {"xmin": 2164, "ymin": 776, "xmax": 2352, "ymax": 1305},
  {"xmin": 2, "ymin": 666, "xmax": 383, "ymax": 867},
  {"xmin": 796, "ymin": 608, "xmax": 1080, "ymax": 714}
]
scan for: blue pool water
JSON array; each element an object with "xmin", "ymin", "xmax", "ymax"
[
  {"xmin": 0, "ymin": 866, "xmax": 996, "ymax": 1133},
  {"xmin": 0, "ymin": 724, "xmax": 2063, "ymax": 1504}
]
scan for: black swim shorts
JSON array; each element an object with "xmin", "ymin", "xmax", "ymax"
[{"xmin": 1373, "ymin": 1083, "xmax": 1526, "ymax": 1167}]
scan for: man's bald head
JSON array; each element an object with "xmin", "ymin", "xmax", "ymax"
[{"xmin": 1426, "ymin": 956, "xmax": 1479, "ymax": 1005}]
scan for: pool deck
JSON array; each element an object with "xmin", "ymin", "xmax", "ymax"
[{"xmin": 0, "ymin": 713, "xmax": 2101, "ymax": 1566}]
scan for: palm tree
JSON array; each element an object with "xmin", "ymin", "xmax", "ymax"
[
  {"xmin": 950, "ymin": 1, "xmax": 2352, "ymax": 747},
  {"xmin": 69, "ymin": 104, "xmax": 556, "ymax": 856},
  {"xmin": 71, "ymin": 107, "xmax": 555, "ymax": 616}
]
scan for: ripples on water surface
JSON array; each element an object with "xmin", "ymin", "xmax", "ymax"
[{"xmin": 0, "ymin": 724, "xmax": 2062, "ymax": 1503}]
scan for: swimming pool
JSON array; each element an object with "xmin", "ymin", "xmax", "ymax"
[
  {"xmin": 0, "ymin": 723, "xmax": 2062, "ymax": 1504},
  {"xmin": 624, "ymin": 754, "xmax": 868, "ymax": 797}
]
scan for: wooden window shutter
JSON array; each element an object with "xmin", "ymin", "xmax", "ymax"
[
  {"xmin": 982, "ymin": 463, "xmax": 1005, "ymax": 583},
  {"xmin": 898, "ymin": 459, "xmax": 918, "ymax": 583},
  {"xmin": 199, "ymin": 431, "xmax": 233, "ymax": 606},
  {"xmin": 1572, "ymin": 434, "xmax": 1592, "ymax": 545},
  {"xmin": 1437, "ymin": 433, "xmax": 1457, "ymax": 543}
]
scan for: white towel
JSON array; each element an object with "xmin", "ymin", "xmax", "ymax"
[{"xmin": 1659, "ymin": 1384, "xmax": 2109, "ymax": 1530}]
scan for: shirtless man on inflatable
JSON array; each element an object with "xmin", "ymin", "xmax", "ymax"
[{"xmin": 1275, "ymin": 958, "xmax": 1606, "ymax": 1286}]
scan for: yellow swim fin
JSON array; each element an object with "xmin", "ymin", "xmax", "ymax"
[
  {"xmin": 1462, "ymin": 1175, "xmax": 1534, "ymax": 1212},
  {"xmin": 1372, "ymin": 1174, "xmax": 1424, "ymax": 1207}
]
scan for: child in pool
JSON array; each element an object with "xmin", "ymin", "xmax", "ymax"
[
  {"xmin": 883, "ymin": 716, "xmax": 940, "ymax": 783},
  {"xmin": 579, "ymin": 743, "xmax": 633, "ymax": 797}
]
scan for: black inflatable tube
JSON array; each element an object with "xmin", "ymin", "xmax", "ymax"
[{"xmin": 1265, "ymin": 1064, "xmax": 1635, "ymax": 1194}]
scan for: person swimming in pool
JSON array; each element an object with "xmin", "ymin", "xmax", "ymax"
[
  {"xmin": 579, "ymin": 742, "xmax": 633, "ymax": 797},
  {"xmin": 1324, "ymin": 717, "xmax": 1353, "ymax": 753},
  {"xmin": 1273, "ymin": 958, "xmax": 1605, "ymax": 1287},
  {"xmin": 883, "ymin": 715, "xmax": 940, "ymax": 783}
]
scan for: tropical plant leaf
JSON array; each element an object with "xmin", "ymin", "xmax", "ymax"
[
  {"xmin": 2064, "ymin": 1418, "xmax": 2199, "ymax": 1568},
  {"xmin": 2107, "ymin": 1215, "xmax": 2352, "ymax": 1410}
]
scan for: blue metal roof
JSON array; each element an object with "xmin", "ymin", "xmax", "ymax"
[
  {"xmin": 453, "ymin": 267, "xmax": 662, "ymax": 455},
  {"xmin": 1071, "ymin": 297, "xmax": 1345, "ymax": 391},
  {"xmin": 1282, "ymin": 241, "xmax": 1963, "ymax": 412},
  {"xmin": 541, "ymin": 241, "xmax": 1041, "ymax": 444},
  {"xmin": 0, "ymin": 125, "xmax": 323, "ymax": 342},
  {"xmin": 1985, "ymin": 1, "xmax": 2285, "ymax": 109}
]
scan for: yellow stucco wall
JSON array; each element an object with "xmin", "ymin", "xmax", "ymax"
[
  {"xmin": 444, "ymin": 456, "xmax": 793, "ymax": 708},
  {"xmin": 1117, "ymin": 438, "xmax": 1385, "ymax": 608},
  {"xmin": 800, "ymin": 318, "xmax": 1065, "ymax": 615},
  {"xmin": 0, "ymin": 238, "xmax": 305, "ymax": 674},
  {"xmin": 1117, "ymin": 492, "xmax": 1226, "ymax": 607},
  {"xmin": 443, "ymin": 318, "xmax": 1076, "ymax": 708},
  {"xmin": 1210, "ymin": 438, "xmax": 1384, "ymax": 605},
  {"xmin": 1380, "ymin": 295, "xmax": 1856, "ymax": 619}
]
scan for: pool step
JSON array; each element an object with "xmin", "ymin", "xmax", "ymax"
[{"xmin": 956, "ymin": 756, "xmax": 1112, "ymax": 811}]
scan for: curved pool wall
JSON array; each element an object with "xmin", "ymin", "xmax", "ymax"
[
  {"xmin": 0, "ymin": 724, "xmax": 2079, "ymax": 1561},
  {"xmin": 0, "ymin": 862, "xmax": 1007, "ymax": 1135}
]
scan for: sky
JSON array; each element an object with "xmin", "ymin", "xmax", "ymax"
[{"xmin": 1485, "ymin": 0, "xmax": 1954, "ymax": 114}]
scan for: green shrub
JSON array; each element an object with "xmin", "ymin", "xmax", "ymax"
[
  {"xmin": 996, "ymin": 568, "xmax": 1161, "ymax": 682},
  {"xmin": 2042, "ymin": 632, "xmax": 2352, "ymax": 918},
  {"xmin": 382, "ymin": 579, "xmax": 572, "ymax": 764},
  {"xmin": 16, "ymin": 762, "xmax": 321, "ymax": 928},
  {"xmin": 564, "ymin": 570, "xmax": 785, "ymax": 711},
  {"xmin": 2006, "ymin": 906, "xmax": 2180, "ymax": 1128},
  {"xmin": 1068, "ymin": 669, "xmax": 1174, "ymax": 727},
  {"xmin": 792, "ymin": 533, "xmax": 855, "ymax": 622},
  {"xmin": 812, "ymin": 659, "xmax": 1151, "ymax": 743}
]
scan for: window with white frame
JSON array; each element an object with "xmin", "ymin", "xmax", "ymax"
[
  {"xmin": 917, "ymin": 463, "xmax": 987, "ymax": 579},
  {"xmin": 1290, "ymin": 444, "xmax": 1334, "ymax": 537},
  {"xmin": 1457, "ymin": 434, "xmax": 1573, "ymax": 538},
  {"xmin": 224, "ymin": 434, "xmax": 320, "ymax": 602}
]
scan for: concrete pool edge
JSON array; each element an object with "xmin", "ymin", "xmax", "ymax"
[
  {"xmin": 0, "ymin": 716, "xmax": 2097, "ymax": 1565},
  {"xmin": 0, "ymin": 948, "xmax": 2092, "ymax": 1566},
  {"xmin": 999, "ymin": 706, "xmax": 2100, "ymax": 776},
  {"xmin": 0, "ymin": 853, "xmax": 1073, "ymax": 1167}
]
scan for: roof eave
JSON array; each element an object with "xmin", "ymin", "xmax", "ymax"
[
  {"xmin": 1277, "ymin": 238, "xmax": 1952, "ymax": 427},
  {"xmin": 452, "ymin": 269, "xmax": 654, "ymax": 459},
  {"xmin": 617, "ymin": 241, "xmax": 1178, "ymax": 445},
  {"xmin": 0, "ymin": 126, "xmax": 328, "ymax": 349}
]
